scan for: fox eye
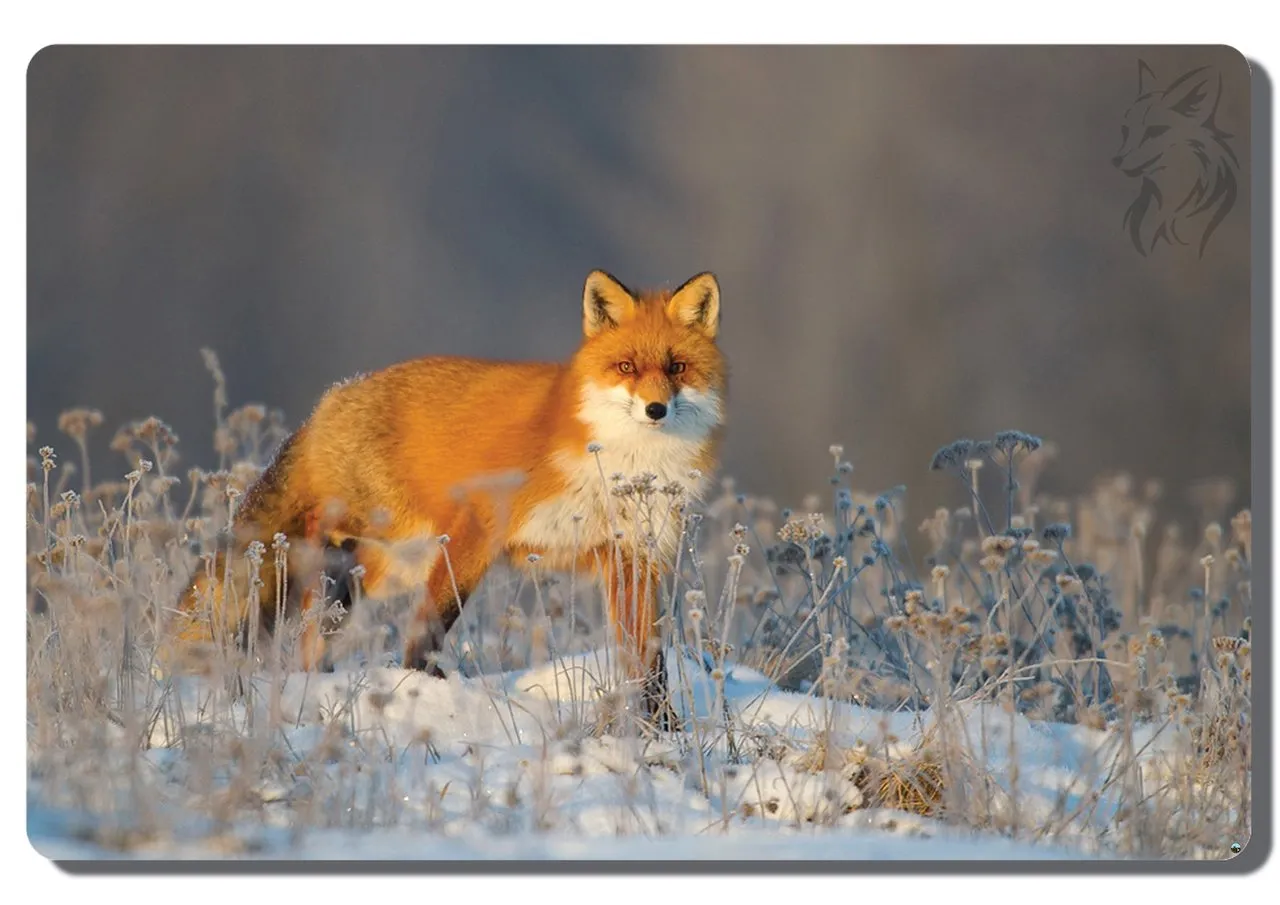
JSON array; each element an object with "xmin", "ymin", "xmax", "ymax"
[
  {"xmin": 668, "ymin": 361, "xmax": 687, "ymax": 375},
  {"xmin": 1141, "ymin": 124, "xmax": 1170, "ymax": 143},
  {"xmin": 617, "ymin": 361, "xmax": 635, "ymax": 375}
]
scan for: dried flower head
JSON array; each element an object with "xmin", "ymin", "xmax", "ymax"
[
  {"xmin": 135, "ymin": 417, "xmax": 179, "ymax": 448},
  {"xmin": 981, "ymin": 535, "xmax": 1016, "ymax": 556},
  {"xmin": 1027, "ymin": 548, "xmax": 1059, "ymax": 567},
  {"xmin": 632, "ymin": 472, "xmax": 657, "ymax": 494},
  {"xmin": 979, "ymin": 555, "xmax": 1005, "ymax": 574},
  {"xmin": 1212, "ymin": 635, "xmax": 1243, "ymax": 654},
  {"xmin": 1042, "ymin": 523, "xmax": 1072, "ymax": 543},
  {"xmin": 57, "ymin": 408, "xmax": 104, "ymax": 442},
  {"xmin": 930, "ymin": 439, "xmax": 974, "ymax": 471},
  {"xmin": 777, "ymin": 514, "xmax": 825, "ymax": 545},
  {"xmin": 1230, "ymin": 509, "xmax": 1252, "ymax": 550},
  {"xmin": 1056, "ymin": 573, "xmax": 1084, "ymax": 596},
  {"xmin": 994, "ymin": 430, "xmax": 1043, "ymax": 455}
]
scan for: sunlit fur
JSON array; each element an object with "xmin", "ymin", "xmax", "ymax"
[{"xmin": 166, "ymin": 271, "xmax": 727, "ymax": 691}]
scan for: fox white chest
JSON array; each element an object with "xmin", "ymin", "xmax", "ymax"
[
  {"xmin": 509, "ymin": 381, "xmax": 721, "ymax": 567},
  {"xmin": 510, "ymin": 439, "xmax": 711, "ymax": 566}
]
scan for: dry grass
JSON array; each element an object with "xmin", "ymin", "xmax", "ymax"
[{"xmin": 25, "ymin": 363, "xmax": 1252, "ymax": 860}]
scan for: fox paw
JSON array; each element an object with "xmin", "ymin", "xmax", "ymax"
[{"xmin": 402, "ymin": 641, "xmax": 447, "ymax": 679}]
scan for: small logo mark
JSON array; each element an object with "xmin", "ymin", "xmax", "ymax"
[{"xmin": 1113, "ymin": 60, "xmax": 1239, "ymax": 257}]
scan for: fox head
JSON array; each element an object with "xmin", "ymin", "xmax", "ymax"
[
  {"xmin": 572, "ymin": 270, "xmax": 726, "ymax": 444},
  {"xmin": 1112, "ymin": 61, "xmax": 1239, "ymax": 256}
]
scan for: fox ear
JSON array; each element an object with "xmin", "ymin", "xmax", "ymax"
[
  {"xmin": 1137, "ymin": 59, "xmax": 1158, "ymax": 97},
  {"xmin": 1164, "ymin": 66, "xmax": 1221, "ymax": 120},
  {"xmin": 667, "ymin": 272, "xmax": 721, "ymax": 338},
  {"xmin": 582, "ymin": 270, "xmax": 636, "ymax": 337}
]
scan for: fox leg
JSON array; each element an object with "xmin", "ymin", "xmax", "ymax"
[
  {"xmin": 159, "ymin": 550, "xmax": 249, "ymax": 672},
  {"xmin": 403, "ymin": 511, "xmax": 490, "ymax": 675},
  {"xmin": 294, "ymin": 510, "xmax": 328, "ymax": 671},
  {"xmin": 296, "ymin": 588, "xmax": 325, "ymax": 671},
  {"xmin": 293, "ymin": 509, "xmax": 360, "ymax": 672},
  {"xmin": 601, "ymin": 550, "xmax": 671, "ymax": 726}
]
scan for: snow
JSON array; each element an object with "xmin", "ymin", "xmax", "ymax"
[{"xmin": 28, "ymin": 648, "xmax": 1166, "ymax": 861}]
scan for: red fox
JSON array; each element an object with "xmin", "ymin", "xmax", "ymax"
[{"xmin": 166, "ymin": 270, "xmax": 726, "ymax": 714}]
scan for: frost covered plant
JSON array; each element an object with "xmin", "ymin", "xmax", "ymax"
[{"xmin": 25, "ymin": 386, "xmax": 1251, "ymax": 861}]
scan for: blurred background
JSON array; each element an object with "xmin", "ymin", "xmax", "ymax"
[{"xmin": 27, "ymin": 46, "xmax": 1252, "ymax": 525}]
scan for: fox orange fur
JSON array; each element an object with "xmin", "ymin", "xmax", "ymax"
[{"xmin": 166, "ymin": 270, "xmax": 726, "ymax": 712}]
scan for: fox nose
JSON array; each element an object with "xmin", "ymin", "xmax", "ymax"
[{"xmin": 644, "ymin": 401, "xmax": 668, "ymax": 421}]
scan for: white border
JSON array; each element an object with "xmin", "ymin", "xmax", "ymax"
[{"xmin": 4, "ymin": 1, "xmax": 1273, "ymax": 900}]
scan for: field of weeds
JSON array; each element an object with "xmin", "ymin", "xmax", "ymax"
[{"xmin": 25, "ymin": 357, "xmax": 1253, "ymax": 861}]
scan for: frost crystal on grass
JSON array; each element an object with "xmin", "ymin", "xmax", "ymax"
[{"xmin": 26, "ymin": 413, "xmax": 1250, "ymax": 862}]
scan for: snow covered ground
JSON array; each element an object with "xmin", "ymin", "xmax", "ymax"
[
  {"xmin": 27, "ymin": 806, "xmax": 1085, "ymax": 862},
  {"xmin": 29, "ymin": 646, "xmax": 1191, "ymax": 862}
]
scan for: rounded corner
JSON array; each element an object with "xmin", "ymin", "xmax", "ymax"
[
  {"xmin": 1212, "ymin": 43, "xmax": 1254, "ymax": 83},
  {"xmin": 1229, "ymin": 830, "xmax": 1271, "ymax": 873},
  {"xmin": 27, "ymin": 44, "xmax": 67, "ymax": 83}
]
